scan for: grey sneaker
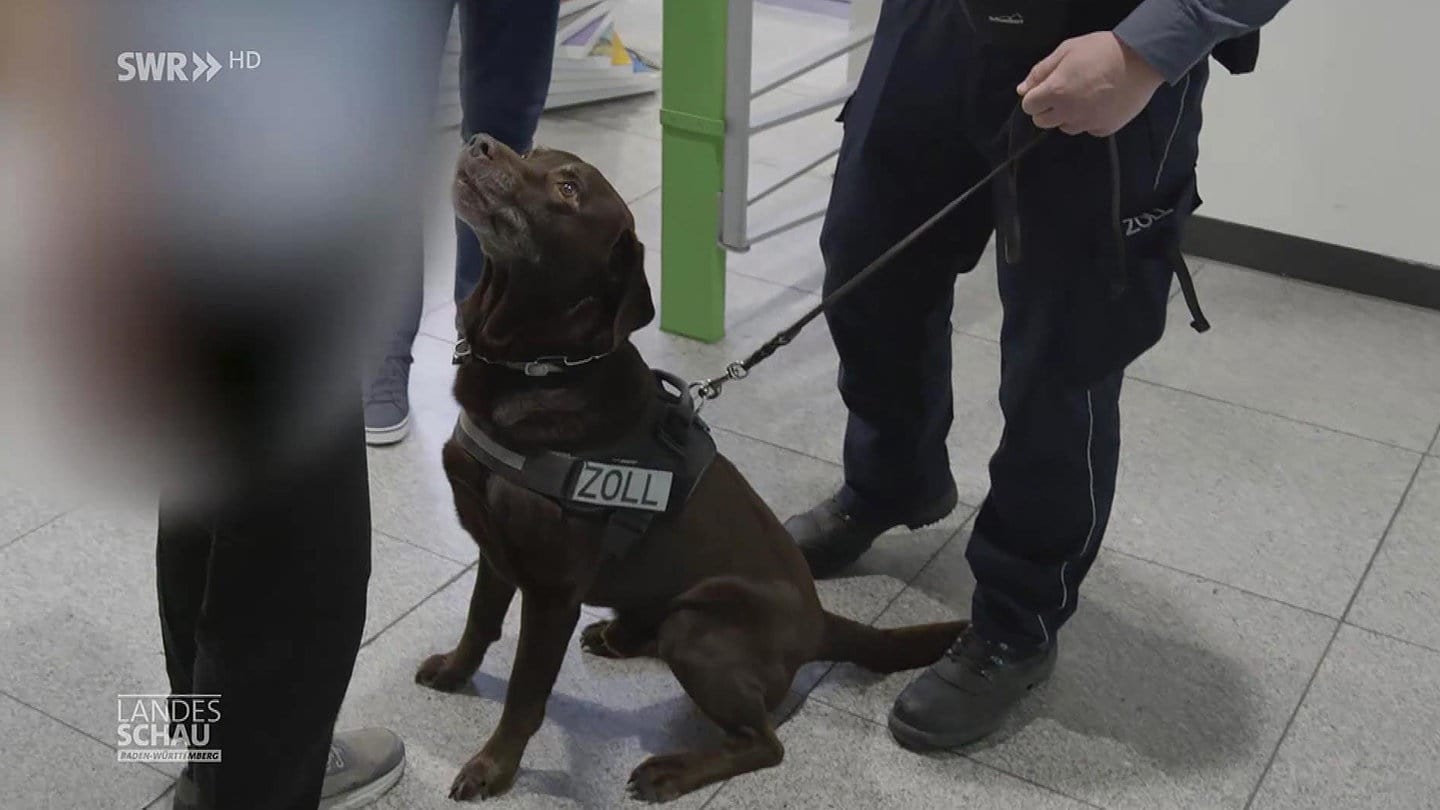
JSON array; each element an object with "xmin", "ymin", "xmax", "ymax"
[
  {"xmin": 364, "ymin": 353, "xmax": 412, "ymax": 446},
  {"xmin": 169, "ymin": 728, "xmax": 405, "ymax": 810},
  {"xmin": 319, "ymin": 727, "xmax": 406, "ymax": 809}
]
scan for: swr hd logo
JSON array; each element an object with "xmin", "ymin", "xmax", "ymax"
[{"xmin": 116, "ymin": 50, "xmax": 261, "ymax": 83}]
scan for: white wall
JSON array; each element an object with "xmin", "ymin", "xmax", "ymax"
[
  {"xmin": 848, "ymin": 0, "xmax": 1440, "ymax": 268},
  {"xmin": 1200, "ymin": 0, "xmax": 1438, "ymax": 267}
]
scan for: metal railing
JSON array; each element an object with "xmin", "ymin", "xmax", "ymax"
[{"xmin": 718, "ymin": 3, "xmax": 871, "ymax": 253}]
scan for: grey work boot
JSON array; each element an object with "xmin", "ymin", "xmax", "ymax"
[
  {"xmin": 363, "ymin": 352, "xmax": 412, "ymax": 446},
  {"xmin": 170, "ymin": 728, "xmax": 405, "ymax": 810}
]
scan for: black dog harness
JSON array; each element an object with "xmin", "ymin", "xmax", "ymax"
[{"xmin": 450, "ymin": 369, "xmax": 716, "ymax": 558}]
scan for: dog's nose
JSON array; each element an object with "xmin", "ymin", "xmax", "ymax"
[{"xmin": 468, "ymin": 134, "xmax": 497, "ymax": 160}]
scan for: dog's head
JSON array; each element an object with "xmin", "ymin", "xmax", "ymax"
[{"xmin": 453, "ymin": 135, "xmax": 653, "ymax": 360}]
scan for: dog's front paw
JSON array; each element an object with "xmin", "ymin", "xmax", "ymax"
[
  {"xmin": 580, "ymin": 620, "xmax": 619, "ymax": 658},
  {"xmin": 415, "ymin": 652, "xmax": 474, "ymax": 693},
  {"xmin": 449, "ymin": 753, "xmax": 517, "ymax": 801},
  {"xmin": 627, "ymin": 753, "xmax": 697, "ymax": 803}
]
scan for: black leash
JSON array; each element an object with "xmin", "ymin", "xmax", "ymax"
[{"xmin": 690, "ymin": 130, "xmax": 1051, "ymax": 405}]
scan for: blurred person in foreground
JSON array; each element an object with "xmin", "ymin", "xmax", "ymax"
[
  {"xmin": 362, "ymin": 0, "xmax": 561, "ymax": 446},
  {"xmin": 0, "ymin": 3, "xmax": 461, "ymax": 807}
]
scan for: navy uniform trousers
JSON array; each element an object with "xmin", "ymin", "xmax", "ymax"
[
  {"xmin": 450, "ymin": 0, "xmax": 561, "ymax": 304},
  {"xmin": 821, "ymin": 0, "xmax": 1208, "ymax": 649}
]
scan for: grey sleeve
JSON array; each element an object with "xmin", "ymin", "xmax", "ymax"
[{"xmin": 1113, "ymin": 0, "xmax": 1291, "ymax": 84}]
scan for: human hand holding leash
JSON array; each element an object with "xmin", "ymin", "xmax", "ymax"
[{"xmin": 1018, "ymin": 31, "xmax": 1164, "ymax": 137}]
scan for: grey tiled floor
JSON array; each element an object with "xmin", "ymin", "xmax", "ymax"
[{"xmin": 7, "ymin": 3, "xmax": 1440, "ymax": 809}]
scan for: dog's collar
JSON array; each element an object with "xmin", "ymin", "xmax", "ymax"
[{"xmin": 452, "ymin": 338, "xmax": 610, "ymax": 376}]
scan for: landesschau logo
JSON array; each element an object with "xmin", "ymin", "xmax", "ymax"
[
  {"xmin": 117, "ymin": 694, "xmax": 222, "ymax": 763},
  {"xmin": 117, "ymin": 50, "xmax": 261, "ymax": 82}
]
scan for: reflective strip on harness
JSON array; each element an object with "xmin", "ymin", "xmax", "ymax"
[{"xmin": 454, "ymin": 412, "xmax": 579, "ymax": 504}]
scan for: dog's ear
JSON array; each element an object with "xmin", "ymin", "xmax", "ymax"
[{"xmin": 607, "ymin": 227, "xmax": 653, "ymax": 348}]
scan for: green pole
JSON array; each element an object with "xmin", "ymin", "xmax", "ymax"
[{"xmin": 658, "ymin": 0, "xmax": 728, "ymax": 342}]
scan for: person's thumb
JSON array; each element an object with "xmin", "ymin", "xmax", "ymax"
[{"xmin": 1017, "ymin": 43, "xmax": 1066, "ymax": 95}]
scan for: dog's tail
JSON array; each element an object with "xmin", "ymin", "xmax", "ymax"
[{"xmin": 816, "ymin": 611, "xmax": 968, "ymax": 674}]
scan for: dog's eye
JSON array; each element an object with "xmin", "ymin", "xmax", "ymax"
[{"xmin": 557, "ymin": 180, "xmax": 579, "ymax": 198}]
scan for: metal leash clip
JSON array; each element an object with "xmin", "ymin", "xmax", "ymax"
[{"xmin": 688, "ymin": 362, "xmax": 749, "ymax": 412}]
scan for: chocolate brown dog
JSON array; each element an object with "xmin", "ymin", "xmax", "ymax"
[{"xmin": 417, "ymin": 134, "xmax": 966, "ymax": 803}]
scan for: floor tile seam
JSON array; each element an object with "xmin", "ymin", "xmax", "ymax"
[
  {"xmin": 1241, "ymin": 450, "xmax": 1425, "ymax": 809},
  {"xmin": 727, "ymin": 267, "xmax": 825, "ymax": 298},
  {"xmin": 1239, "ymin": 619, "xmax": 1342, "ymax": 810},
  {"xmin": 706, "ymin": 427, "xmax": 985, "ymax": 531},
  {"xmin": 953, "ymin": 752, "xmax": 1110, "ymax": 810},
  {"xmin": 1102, "ymin": 548, "xmax": 1344, "ymax": 622},
  {"xmin": 901, "ymin": 505, "xmax": 979, "ymax": 593},
  {"xmin": 1338, "ymin": 453, "xmax": 1428, "ymax": 627},
  {"xmin": 800, "ymin": 692, "xmax": 1107, "ymax": 810},
  {"xmin": 419, "ymin": 323, "xmax": 457, "ymax": 342},
  {"xmin": 0, "ymin": 687, "xmax": 141, "ymax": 764},
  {"xmin": 1121, "ymin": 375, "xmax": 1430, "ymax": 455},
  {"xmin": 904, "ymin": 507, "xmax": 975, "ymax": 589},
  {"xmin": 0, "ymin": 508, "xmax": 77, "ymax": 555},
  {"xmin": 706, "ymin": 425, "xmax": 843, "ymax": 470},
  {"xmin": 549, "ymin": 109, "xmax": 663, "ymax": 143},
  {"xmin": 1337, "ymin": 620, "xmax": 1440, "ymax": 659},
  {"xmin": 373, "ymin": 528, "xmax": 475, "ymax": 567},
  {"xmin": 696, "ymin": 778, "xmax": 732, "ymax": 809},
  {"xmin": 358, "ymin": 562, "xmax": 477, "ymax": 650},
  {"xmin": 626, "ymin": 184, "xmax": 663, "ymax": 206},
  {"xmin": 951, "ymin": 324, "xmax": 1001, "ymax": 343},
  {"xmin": 414, "ymin": 332, "xmax": 454, "ymax": 351},
  {"xmin": 141, "ymin": 782, "xmax": 175, "ymax": 809}
]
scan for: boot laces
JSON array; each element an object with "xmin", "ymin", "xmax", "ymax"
[{"xmin": 944, "ymin": 626, "xmax": 1012, "ymax": 678}]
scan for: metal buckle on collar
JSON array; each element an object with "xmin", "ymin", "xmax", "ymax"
[
  {"xmin": 452, "ymin": 338, "xmax": 472, "ymax": 366},
  {"xmin": 522, "ymin": 359, "xmax": 565, "ymax": 377},
  {"xmin": 523, "ymin": 354, "xmax": 608, "ymax": 376}
]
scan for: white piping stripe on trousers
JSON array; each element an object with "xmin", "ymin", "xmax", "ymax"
[
  {"xmin": 1154, "ymin": 72, "xmax": 1191, "ymax": 191},
  {"xmin": 1039, "ymin": 388, "xmax": 1097, "ymax": 644}
]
